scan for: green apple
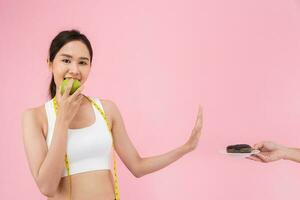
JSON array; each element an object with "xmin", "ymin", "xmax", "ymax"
[{"xmin": 60, "ymin": 79, "xmax": 81, "ymax": 95}]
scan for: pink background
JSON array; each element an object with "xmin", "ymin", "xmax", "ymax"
[{"xmin": 1, "ymin": 0, "xmax": 300, "ymax": 199}]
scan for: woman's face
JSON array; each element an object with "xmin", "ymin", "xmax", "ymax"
[{"xmin": 48, "ymin": 40, "xmax": 91, "ymax": 93}]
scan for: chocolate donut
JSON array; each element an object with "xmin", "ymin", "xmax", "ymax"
[{"xmin": 226, "ymin": 144, "xmax": 253, "ymax": 153}]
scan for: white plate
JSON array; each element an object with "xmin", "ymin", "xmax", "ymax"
[{"xmin": 219, "ymin": 149, "xmax": 260, "ymax": 158}]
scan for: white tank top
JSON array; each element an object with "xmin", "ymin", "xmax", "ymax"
[{"xmin": 44, "ymin": 96, "xmax": 113, "ymax": 177}]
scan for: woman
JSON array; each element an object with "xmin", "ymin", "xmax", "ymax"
[
  {"xmin": 247, "ymin": 141, "xmax": 300, "ymax": 163},
  {"xmin": 22, "ymin": 30, "xmax": 203, "ymax": 200}
]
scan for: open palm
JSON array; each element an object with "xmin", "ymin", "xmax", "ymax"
[{"xmin": 185, "ymin": 105, "xmax": 203, "ymax": 152}]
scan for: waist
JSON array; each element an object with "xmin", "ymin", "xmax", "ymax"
[{"xmin": 50, "ymin": 170, "xmax": 115, "ymax": 200}]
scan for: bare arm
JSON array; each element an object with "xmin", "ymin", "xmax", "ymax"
[
  {"xmin": 283, "ymin": 147, "xmax": 300, "ymax": 163},
  {"xmin": 136, "ymin": 145, "xmax": 190, "ymax": 177},
  {"xmin": 104, "ymin": 99, "xmax": 202, "ymax": 178},
  {"xmin": 22, "ymin": 79, "xmax": 84, "ymax": 196},
  {"xmin": 22, "ymin": 108, "xmax": 68, "ymax": 197}
]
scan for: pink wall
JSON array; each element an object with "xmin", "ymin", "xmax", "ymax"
[{"xmin": 1, "ymin": 0, "xmax": 300, "ymax": 199}]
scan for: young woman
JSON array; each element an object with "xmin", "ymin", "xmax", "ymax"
[
  {"xmin": 248, "ymin": 141, "xmax": 300, "ymax": 163},
  {"xmin": 22, "ymin": 30, "xmax": 203, "ymax": 200}
]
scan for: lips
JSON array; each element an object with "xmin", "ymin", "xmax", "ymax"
[{"xmin": 64, "ymin": 77, "xmax": 81, "ymax": 81}]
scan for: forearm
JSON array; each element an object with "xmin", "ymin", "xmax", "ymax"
[
  {"xmin": 37, "ymin": 115, "xmax": 69, "ymax": 196},
  {"xmin": 283, "ymin": 147, "xmax": 300, "ymax": 163},
  {"xmin": 137, "ymin": 144, "xmax": 191, "ymax": 177}
]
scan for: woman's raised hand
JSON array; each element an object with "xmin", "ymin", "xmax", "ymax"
[
  {"xmin": 184, "ymin": 105, "xmax": 203, "ymax": 152},
  {"xmin": 56, "ymin": 79, "xmax": 85, "ymax": 125}
]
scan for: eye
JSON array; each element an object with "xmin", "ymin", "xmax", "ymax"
[
  {"xmin": 79, "ymin": 61, "xmax": 88, "ymax": 65},
  {"xmin": 62, "ymin": 59, "xmax": 71, "ymax": 64}
]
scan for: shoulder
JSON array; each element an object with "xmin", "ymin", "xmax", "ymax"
[
  {"xmin": 21, "ymin": 107, "xmax": 40, "ymax": 134},
  {"xmin": 99, "ymin": 98, "xmax": 117, "ymax": 109},
  {"xmin": 22, "ymin": 107, "xmax": 35, "ymax": 123},
  {"xmin": 22, "ymin": 106, "xmax": 40, "ymax": 121},
  {"xmin": 96, "ymin": 97, "xmax": 121, "ymax": 119},
  {"xmin": 22, "ymin": 104, "xmax": 47, "ymax": 138}
]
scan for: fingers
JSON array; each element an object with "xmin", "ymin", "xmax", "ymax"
[
  {"xmin": 74, "ymin": 93, "xmax": 85, "ymax": 104},
  {"xmin": 246, "ymin": 152, "xmax": 271, "ymax": 163},
  {"xmin": 62, "ymin": 79, "xmax": 74, "ymax": 98},
  {"xmin": 246, "ymin": 155, "xmax": 263, "ymax": 162},
  {"xmin": 56, "ymin": 84, "xmax": 62, "ymax": 99},
  {"xmin": 254, "ymin": 153, "xmax": 269, "ymax": 162},
  {"xmin": 194, "ymin": 104, "xmax": 203, "ymax": 131},
  {"xmin": 70, "ymin": 84, "xmax": 85, "ymax": 101},
  {"xmin": 253, "ymin": 142, "xmax": 264, "ymax": 150}
]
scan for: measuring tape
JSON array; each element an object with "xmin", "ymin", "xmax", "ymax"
[{"xmin": 53, "ymin": 95, "xmax": 120, "ymax": 200}]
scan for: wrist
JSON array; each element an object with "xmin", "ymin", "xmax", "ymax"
[
  {"xmin": 281, "ymin": 146, "xmax": 291, "ymax": 160},
  {"xmin": 56, "ymin": 113, "xmax": 70, "ymax": 128},
  {"xmin": 182, "ymin": 143, "xmax": 193, "ymax": 154}
]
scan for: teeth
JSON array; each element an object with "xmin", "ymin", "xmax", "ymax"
[
  {"xmin": 64, "ymin": 77, "xmax": 80, "ymax": 80},
  {"xmin": 64, "ymin": 77, "xmax": 81, "ymax": 81}
]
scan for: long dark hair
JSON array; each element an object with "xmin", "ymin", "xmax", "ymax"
[{"xmin": 48, "ymin": 29, "xmax": 93, "ymax": 99}]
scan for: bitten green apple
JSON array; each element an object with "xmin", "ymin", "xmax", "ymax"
[{"xmin": 60, "ymin": 79, "xmax": 81, "ymax": 95}]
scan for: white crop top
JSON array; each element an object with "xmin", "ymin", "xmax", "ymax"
[{"xmin": 44, "ymin": 96, "xmax": 113, "ymax": 177}]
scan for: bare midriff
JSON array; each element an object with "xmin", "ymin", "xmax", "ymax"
[{"xmin": 48, "ymin": 170, "xmax": 116, "ymax": 200}]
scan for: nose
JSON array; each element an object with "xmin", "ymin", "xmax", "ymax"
[{"xmin": 69, "ymin": 62, "xmax": 80, "ymax": 75}]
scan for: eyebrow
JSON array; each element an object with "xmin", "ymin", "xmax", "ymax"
[{"xmin": 59, "ymin": 53, "xmax": 90, "ymax": 61}]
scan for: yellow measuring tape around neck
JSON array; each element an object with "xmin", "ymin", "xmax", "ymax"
[{"xmin": 53, "ymin": 95, "xmax": 120, "ymax": 200}]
